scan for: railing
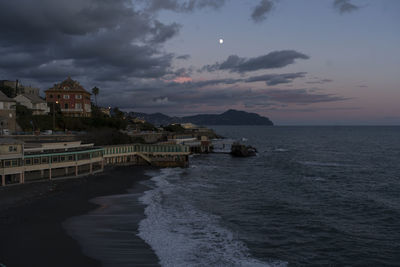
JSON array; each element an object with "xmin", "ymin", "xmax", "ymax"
[
  {"xmin": 61, "ymin": 108, "xmax": 83, "ymax": 112},
  {"xmin": 103, "ymin": 144, "xmax": 190, "ymax": 155},
  {"xmin": 1, "ymin": 148, "xmax": 104, "ymax": 169}
]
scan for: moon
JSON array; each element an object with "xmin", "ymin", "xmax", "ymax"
[{"xmin": 219, "ymin": 38, "xmax": 224, "ymax": 44}]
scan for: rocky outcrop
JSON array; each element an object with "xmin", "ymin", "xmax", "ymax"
[{"xmin": 230, "ymin": 142, "xmax": 257, "ymax": 157}]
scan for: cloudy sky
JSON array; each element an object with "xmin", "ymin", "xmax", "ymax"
[{"xmin": 0, "ymin": 0, "xmax": 399, "ymax": 125}]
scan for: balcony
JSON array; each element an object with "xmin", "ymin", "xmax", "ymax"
[{"xmin": 61, "ymin": 108, "xmax": 83, "ymax": 112}]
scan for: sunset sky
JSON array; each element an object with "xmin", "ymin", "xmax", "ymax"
[{"xmin": 0, "ymin": 0, "xmax": 399, "ymax": 125}]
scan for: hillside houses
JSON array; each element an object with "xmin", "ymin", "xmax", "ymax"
[{"xmin": 14, "ymin": 94, "xmax": 49, "ymax": 115}]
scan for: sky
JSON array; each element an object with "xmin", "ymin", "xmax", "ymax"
[{"xmin": 0, "ymin": 0, "xmax": 399, "ymax": 125}]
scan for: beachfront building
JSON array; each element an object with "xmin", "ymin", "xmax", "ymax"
[
  {"xmin": 45, "ymin": 77, "xmax": 91, "ymax": 117},
  {"xmin": 0, "ymin": 91, "xmax": 17, "ymax": 134},
  {"xmin": 0, "ymin": 139, "xmax": 103, "ymax": 186},
  {"xmin": 103, "ymin": 143, "xmax": 190, "ymax": 167},
  {"xmin": 0, "ymin": 138, "xmax": 24, "ymax": 185},
  {"xmin": 14, "ymin": 94, "xmax": 50, "ymax": 115},
  {"xmin": 167, "ymin": 134, "xmax": 212, "ymax": 153},
  {"xmin": 0, "ymin": 138, "xmax": 190, "ymax": 186}
]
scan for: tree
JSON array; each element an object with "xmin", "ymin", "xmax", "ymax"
[
  {"xmin": 92, "ymin": 86, "xmax": 99, "ymax": 106},
  {"xmin": 164, "ymin": 124, "xmax": 185, "ymax": 133},
  {"xmin": 112, "ymin": 107, "xmax": 125, "ymax": 119}
]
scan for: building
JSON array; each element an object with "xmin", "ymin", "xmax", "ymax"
[
  {"xmin": 0, "ymin": 138, "xmax": 24, "ymax": 185},
  {"xmin": 0, "ymin": 91, "xmax": 17, "ymax": 134},
  {"xmin": 22, "ymin": 85, "xmax": 40, "ymax": 95},
  {"xmin": 181, "ymin": 123, "xmax": 197, "ymax": 129},
  {"xmin": 45, "ymin": 77, "xmax": 91, "ymax": 117},
  {"xmin": 0, "ymin": 139, "xmax": 103, "ymax": 186},
  {"xmin": 0, "ymin": 139, "xmax": 190, "ymax": 186},
  {"xmin": 0, "ymin": 80, "xmax": 40, "ymax": 97},
  {"xmin": 99, "ymin": 107, "xmax": 111, "ymax": 117},
  {"xmin": 14, "ymin": 94, "xmax": 50, "ymax": 115}
]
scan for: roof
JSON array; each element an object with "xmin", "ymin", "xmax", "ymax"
[
  {"xmin": 45, "ymin": 77, "xmax": 91, "ymax": 94},
  {"xmin": 0, "ymin": 138, "xmax": 23, "ymax": 145},
  {"xmin": 17, "ymin": 94, "xmax": 46, "ymax": 104},
  {"xmin": 0, "ymin": 91, "xmax": 15, "ymax": 102}
]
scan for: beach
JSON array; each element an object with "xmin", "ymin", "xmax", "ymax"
[{"xmin": 0, "ymin": 166, "xmax": 160, "ymax": 267}]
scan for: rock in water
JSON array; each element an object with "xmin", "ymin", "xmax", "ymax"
[{"xmin": 230, "ymin": 142, "xmax": 257, "ymax": 157}]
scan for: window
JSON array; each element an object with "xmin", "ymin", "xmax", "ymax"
[
  {"xmin": 8, "ymin": 146, "xmax": 13, "ymax": 152},
  {"xmin": 57, "ymin": 95, "xmax": 61, "ymax": 99},
  {"xmin": 49, "ymin": 94, "xmax": 53, "ymax": 98},
  {"xmin": 25, "ymin": 159, "xmax": 31, "ymax": 165},
  {"xmin": 75, "ymin": 94, "xmax": 82, "ymax": 99},
  {"xmin": 75, "ymin": 103, "xmax": 82, "ymax": 109},
  {"xmin": 63, "ymin": 94, "xmax": 70, "ymax": 99},
  {"xmin": 64, "ymin": 103, "xmax": 68, "ymax": 109},
  {"xmin": 33, "ymin": 158, "xmax": 40, "ymax": 164}
]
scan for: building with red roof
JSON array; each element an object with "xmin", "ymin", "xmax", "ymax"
[{"xmin": 45, "ymin": 77, "xmax": 91, "ymax": 117}]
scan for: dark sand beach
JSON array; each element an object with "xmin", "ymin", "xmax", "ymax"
[{"xmin": 0, "ymin": 166, "xmax": 160, "ymax": 267}]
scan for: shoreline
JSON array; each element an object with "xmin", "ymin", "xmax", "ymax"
[{"xmin": 0, "ymin": 166, "xmax": 160, "ymax": 267}]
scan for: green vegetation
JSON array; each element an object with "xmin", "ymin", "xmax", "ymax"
[
  {"xmin": 129, "ymin": 121, "xmax": 158, "ymax": 131},
  {"xmin": 81, "ymin": 128, "xmax": 145, "ymax": 146},
  {"xmin": 16, "ymin": 103, "xmax": 127, "ymax": 131},
  {"xmin": 112, "ymin": 107, "xmax": 125, "ymax": 119},
  {"xmin": 163, "ymin": 124, "xmax": 185, "ymax": 133},
  {"xmin": 92, "ymin": 86, "xmax": 99, "ymax": 106},
  {"xmin": 16, "ymin": 104, "xmax": 34, "ymax": 130},
  {"xmin": 0, "ymin": 85, "xmax": 15, "ymax": 98}
]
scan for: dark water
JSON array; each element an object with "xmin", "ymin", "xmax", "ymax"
[{"xmin": 69, "ymin": 126, "xmax": 400, "ymax": 266}]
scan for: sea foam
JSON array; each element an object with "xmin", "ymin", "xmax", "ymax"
[{"xmin": 137, "ymin": 168, "xmax": 282, "ymax": 267}]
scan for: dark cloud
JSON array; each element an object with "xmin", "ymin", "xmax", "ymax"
[
  {"xmin": 201, "ymin": 50, "xmax": 309, "ymax": 73},
  {"xmin": 176, "ymin": 54, "xmax": 191, "ymax": 60},
  {"xmin": 150, "ymin": 21, "xmax": 181, "ymax": 44},
  {"xmin": 264, "ymin": 89, "xmax": 350, "ymax": 104},
  {"xmin": 333, "ymin": 0, "xmax": 359, "ymax": 14},
  {"xmin": 245, "ymin": 72, "xmax": 306, "ymax": 85},
  {"xmin": 0, "ymin": 0, "xmax": 181, "ymax": 83},
  {"xmin": 187, "ymin": 78, "xmax": 242, "ymax": 88},
  {"xmin": 163, "ymin": 72, "xmax": 305, "ymax": 88},
  {"xmin": 251, "ymin": 0, "xmax": 274, "ymax": 23},
  {"xmin": 138, "ymin": 0, "xmax": 227, "ymax": 12},
  {"xmin": 266, "ymin": 107, "xmax": 361, "ymax": 113},
  {"xmin": 306, "ymin": 78, "xmax": 333, "ymax": 84},
  {"xmin": 98, "ymin": 76, "xmax": 349, "ymax": 115}
]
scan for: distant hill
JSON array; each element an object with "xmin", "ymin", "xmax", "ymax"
[{"xmin": 130, "ymin": 109, "xmax": 273, "ymax": 126}]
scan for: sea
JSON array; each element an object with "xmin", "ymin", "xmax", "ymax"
[{"xmin": 65, "ymin": 126, "xmax": 400, "ymax": 266}]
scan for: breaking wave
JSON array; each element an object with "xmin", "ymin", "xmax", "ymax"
[{"xmin": 137, "ymin": 168, "xmax": 281, "ymax": 267}]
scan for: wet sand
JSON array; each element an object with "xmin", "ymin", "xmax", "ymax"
[{"xmin": 0, "ymin": 166, "xmax": 160, "ymax": 267}]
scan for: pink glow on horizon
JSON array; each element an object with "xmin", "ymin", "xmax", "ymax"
[{"xmin": 173, "ymin": 76, "xmax": 193, "ymax": 83}]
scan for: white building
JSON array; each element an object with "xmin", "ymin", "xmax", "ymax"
[{"xmin": 14, "ymin": 94, "xmax": 50, "ymax": 115}]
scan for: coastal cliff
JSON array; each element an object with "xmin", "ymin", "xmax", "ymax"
[{"xmin": 131, "ymin": 109, "xmax": 274, "ymax": 126}]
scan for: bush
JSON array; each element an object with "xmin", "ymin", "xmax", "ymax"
[
  {"xmin": 164, "ymin": 124, "xmax": 185, "ymax": 133},
  {"xmin": 80, "ymin": 128, "xmax": 145, "ymax": 146}
]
